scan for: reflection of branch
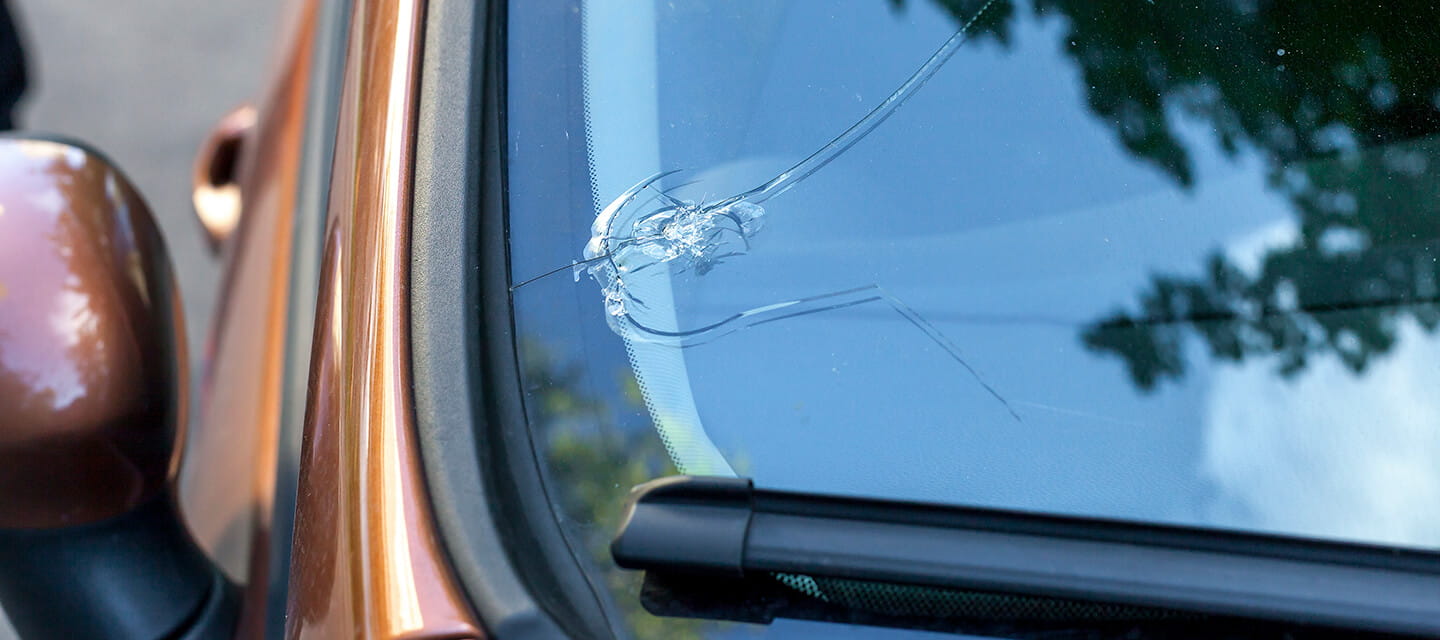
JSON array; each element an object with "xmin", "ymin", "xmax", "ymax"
[
  {"xmin": 1083, "ymin": 251, "xmax": 1440, "ymax": 392},
  {"xmin": 1091, "ymin": 294, "xmax": 1440, "ymax": 330}
]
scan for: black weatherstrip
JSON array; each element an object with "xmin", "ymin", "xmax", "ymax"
[{"xmin": 410, "ymin": 0, "xmax": 609, "ymax": 637}]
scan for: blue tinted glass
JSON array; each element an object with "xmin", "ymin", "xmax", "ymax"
[{"xmin": 506, "ymin": 1, "xmax": 1440, "ymax": 637}]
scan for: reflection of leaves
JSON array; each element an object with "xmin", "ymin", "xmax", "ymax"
[
  {"xmin": 1085, "ymin": 136, "xmax": 1440, "ymax": 390},
  {"xmin": 893, "ymin": 0, "xmax": 1440, "ymax": 387},
  {"xmin": 903, "ymin": 0, "xmax": 1440, "ymax": 186},
  {"xmin": 521, "ymin": 338, "xmax": 713, "ymax": 640},
  {"xmin": 0, "ymin": 334, "xmax": 58, "ymax": 416},
  {"xmin": 1036, "ymin": 0, "xmax": 1440, "ymax": 187}
]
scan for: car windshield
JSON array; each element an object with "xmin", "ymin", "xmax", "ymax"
[{"xmin": 505, "ymin": 0, "xmax": 1440, "ymax": 637}]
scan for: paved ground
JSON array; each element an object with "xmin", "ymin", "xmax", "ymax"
[
  {"xmin": 3, "ymin": 1, "xmax": 284, "ymax": 636},
  {"xmin": 15, "ymin": 0, "xmax": 285, "ymax": 361}
]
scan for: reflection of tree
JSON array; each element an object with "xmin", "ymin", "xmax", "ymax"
[
  {"xmin": 0, "ymin": 149, "xmax": 168, "ymax": 523},
  {"xmin": 520, "ymin": 338, "xmax": 713, "ymax": 640},
  {"xmin": 0, "ymin": 334, "xmax": 58, "ymax": 416},
  {"xmin": 1083, "ymin": 138, "xmax": 1440, "ymax": 389},
  {"xmin": 899, "ymin": 0, "xmax": 1440, "ymax": 388}
]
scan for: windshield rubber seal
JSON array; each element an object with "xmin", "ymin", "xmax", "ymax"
[{"xmin": 409, "ymin": 0, "xmax": 613, "ymax": 637}]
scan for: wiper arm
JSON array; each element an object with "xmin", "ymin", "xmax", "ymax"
[{"xmin": 612, "ymin": 476, "xmax": 1440, "ymax": 637}]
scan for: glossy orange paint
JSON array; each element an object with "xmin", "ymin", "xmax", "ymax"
[
  {"xmin": 179, "ymin": 0, "xmax": 315, "ymax": 619},
  {"xmin": 283, "ymin": 0, "xmax": 483, "ymax": 637},
  {"xmin": 0, "ymin": 137, "xmax": 185, "ymax": 529}
]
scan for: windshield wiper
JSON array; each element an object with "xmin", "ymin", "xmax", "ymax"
[{"xmin": 612, "ymin": 476, "xmax": 1440, "ymax": 637}]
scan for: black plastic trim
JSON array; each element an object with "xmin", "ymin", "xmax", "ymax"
[
  {"xmin": 409, "ymin": 0, "xmax": 609, "ymax": 637},
  {"xmin": 633, "ymin": 571, "xmax": 1400, "ymax": 640},
  {"xmin": 613, "ymin": 476, "xmax": 1440, "ymax": 636},
  {"xmin": 0, "ymin": 494, "xmax": 229, "ymax": 640},
  {"xmin": 611, "ymin": 476, "xmax": 753, "ymax": 579},
  {"xmin": 175, "ymin": 573, "xmax": 242, "ymax": 640}
]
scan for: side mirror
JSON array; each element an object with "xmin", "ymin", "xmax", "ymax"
[{"xmin": 0, "ymin": 136, "xmax": 235, "ymax": 639}]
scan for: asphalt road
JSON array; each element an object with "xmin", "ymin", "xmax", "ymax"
[{"xmin": 3, "ymin": 1, "xmax": 284, "ymax": 637}]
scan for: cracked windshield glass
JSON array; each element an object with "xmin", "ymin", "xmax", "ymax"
[{"xmin": 506, "ymin": 0, "xmax": 1440, "ymax": 636}]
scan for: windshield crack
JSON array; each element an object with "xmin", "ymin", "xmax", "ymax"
[{"xmin": 535, "ymin": 0, "xmax": 1021, "ymax": 421}]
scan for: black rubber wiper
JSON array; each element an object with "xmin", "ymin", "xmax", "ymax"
[{"xmin": 612, "ymin": 476, "xmax": 1440, "ymax": 637}]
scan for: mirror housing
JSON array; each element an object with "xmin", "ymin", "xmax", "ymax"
[
  {"xmin": 0, "ymin": 135, "xmax": 182, "ymax": 529},
  {"xmin": 0, "ymin": 135, "xmax": 234, "ymax": 640}
]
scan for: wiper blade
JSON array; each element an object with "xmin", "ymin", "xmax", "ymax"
[{"xmin": 612, "ymin": 476, "xmax": 1440, "ymax": 637}]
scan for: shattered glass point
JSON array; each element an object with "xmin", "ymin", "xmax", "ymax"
[{"xmin": 580, "ymin": 174, "xmax": 767, "ymax": 321}]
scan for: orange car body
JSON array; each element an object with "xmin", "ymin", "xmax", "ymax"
[{"xmin": 184, "ymin": 0, "xmax": 481, "ymax": 637}]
